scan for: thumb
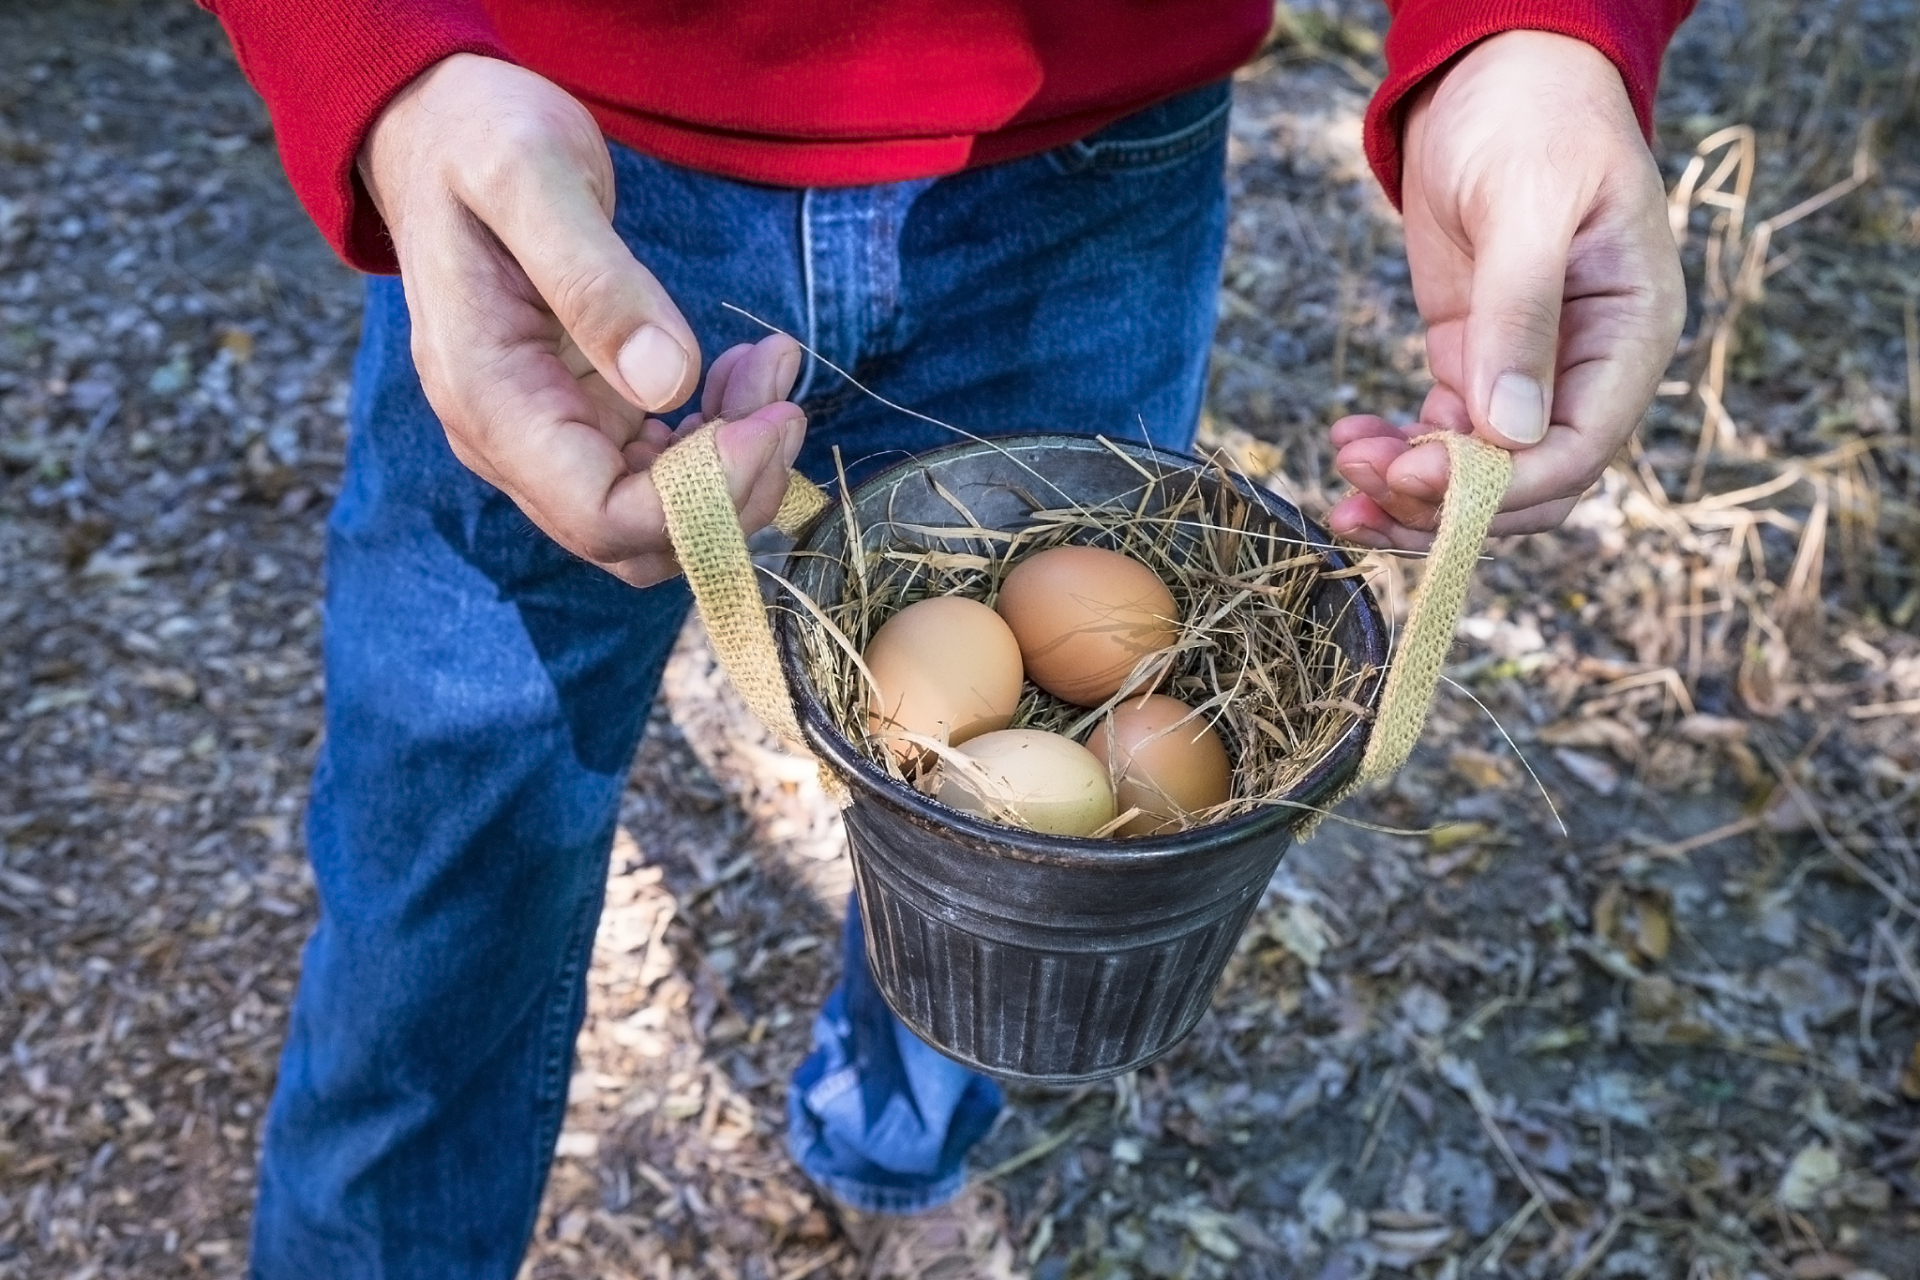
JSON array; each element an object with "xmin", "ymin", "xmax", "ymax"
[
  {"xmin": 485, "ymin": 163, "xmax": 702, "ymax": 414},
  {"xmin": 1464, "ymin": 200, "xmax": 1575, "ymax": 449}
]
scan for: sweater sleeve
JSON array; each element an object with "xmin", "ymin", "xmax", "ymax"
[
  {"xmin": 199, "ymin": 1, "xmax": 512, "ymax": 274},
  {"xmin": 1363, "ymin": 0, "xmax": 1697, "ymax": 208}
]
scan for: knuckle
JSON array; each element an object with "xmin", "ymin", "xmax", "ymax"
[
  {"xmin": 547, "ymin": 258, "xmax": 624, "ymax": 332},
  {"xmin": 1496, "ymin": 293, "xmax": 1561, "ymax": 346},
  {"xmin": 461, "ymin": 114, "xmax": 561, "ymax": 203},
  {"xmin": 462, "ymin": 143, "xmax": 525, "ymax": 212},
  {"xmin": 1660, "ymin": 283, "xmax": 1688, "ymax": 341}
]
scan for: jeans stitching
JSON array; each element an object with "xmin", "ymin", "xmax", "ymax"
[
  {"xmin": 796, "ymin": 188, "xmax": 820, "ymax": 402},
  {"xmin": 1048, "ymin": 89, "xmax": 1232, "ymax": 176}
]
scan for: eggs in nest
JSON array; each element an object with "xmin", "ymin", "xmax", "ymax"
[{"xmin": 860, "ymin": 548, "xmax": 1228, "ymax": 839}]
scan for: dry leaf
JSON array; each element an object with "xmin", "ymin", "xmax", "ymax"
[
  {"xmin": 1370, "ymin": 1225, "xmax": 1456, "ymax": 1267},
  {"xmin": 1555, "ymin": 747, "xmax": 1621, "ymax": 795},
  {"xmin": 1273, "ymin": 900, "xmax": 1331, "ymax": 968},
  {"xmin": 1595, "ymin": 883, "xmax": 1672, "ymax": 965},
  {"xmin": 1778, "ymin": 1143, "xmax": 1840, "ymax": 1210},
  {"xmin": 1448, "ymin": 748, "xmax": 1512, "ymax": 789},
  {"xmin": 1540, "ymin": 715, "xmax": 1644, "ymax": 760},
  {"xmin": 1428, "ymin": 820, "xmax": 1491, "ymax": 851}
]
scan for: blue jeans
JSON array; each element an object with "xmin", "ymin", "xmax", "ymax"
[{"xmin": 251, "ymin": 80, "xmax": 1231, "ymax": 1277}]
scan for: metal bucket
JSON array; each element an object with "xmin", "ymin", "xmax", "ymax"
[{"xmin": 774, "ymin": 435, "xmax": 1386, "ymax": 1083}]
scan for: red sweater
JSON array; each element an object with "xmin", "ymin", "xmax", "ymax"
[{"xmin": 202, "ymin": 0, "xmax": 1694, "ymax": 275}]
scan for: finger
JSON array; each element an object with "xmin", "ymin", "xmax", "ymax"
[
  {"xmin": 1329, "ymin": 413, "xmax": 1415, "ymax": 449},
  {"xmin": 1339, "ymin": 419, "xmax": 1597, "ymax": 525},
  {"xmin": 573, "ymin": 367, "xmax": 653, "ymax": 446},
  {"xmin": 474, "ymin": 156, "xmax": 702, "ymax": 414},
  {"xmin": 1334, "ymin": 434, "xmax": 1410, "ymax": 506},
  {"xmin": 711, "ymin": 406, "xmax": 807, "ymax": 533},
  {"xmin": 1486, "ymin": 495, "xmax": 1579, "ymax": 536},
  {"xmin": 700, "ymin": 344, "xmax": 753, "ymax": 420},
  {"xmin": 1463, "ymin": 182, "xmax": 1584, "ymax": 450},
  {"xmin": 1335, "ymin": 435, "xmax": 1442, "ymax": 531},
  {"xmin": 714, "ymin": 335, "xmax": 804, "ymax": 420},
  {"xmin": 1380, "ymin": 423, "xmax": 1626, "ymax": 519},
  {"xmin": 1331, "ymin": 489, "xmax": 1582, "ymax": 551},
  {"xmin": 1418, "ymin": 380, "xmax": 1473, "ymax": 433},
  {"xmin": 1327, "ymin": 492, "xmax": 1396, "ymax": 549},
  {"xmin": 603, "ymin": 550, "xmax": 685, "ymax": 589},
  {"xmin": 620, "ymin": 418, "xmax": 677, "ymax": 471},
  {"xmin": 1327, "ymin": 492, "xmax": 1433, "ymax": 552}
]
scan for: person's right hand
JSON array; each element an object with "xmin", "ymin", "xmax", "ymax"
[{"xmin": 358, "ymin": 53, "xmax": 805, "ymax": 587}]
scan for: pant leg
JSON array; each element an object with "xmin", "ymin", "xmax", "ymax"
[
  {"xmin": 787, "ymin": 80, "xmax": 1234, "ymax": 1212},
  {"xmin": 251, "ymin": 145, "xmax": 834, "ymax": 1277},
  {"xmin": 788, "ymin": 899, "xmax": 1006, "ymax": 1215},
  {"xmin": 250, "ymin": 274, "xmax": 695, "ymax": 1278}
]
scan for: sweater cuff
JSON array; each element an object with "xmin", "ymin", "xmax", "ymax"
[
  {"xmin": 201, "ymin": 1, "xmax": 512, "ymax": 274},
  {"xmin": 1363, "ymin": 0, "xmax": 1694, "ymax": 208}
]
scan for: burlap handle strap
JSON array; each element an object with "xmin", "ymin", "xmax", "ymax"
[
  {"xmin": 650, "ymin": 423, "xmax": 1513, "ymax": 820},
  {"xmin": 650, "ymin": 423, "xmax": 846, "ymax": 803},
  {"xmin": 1350, "ymin": 431, "xmax": 1514, "ymax": 787}
]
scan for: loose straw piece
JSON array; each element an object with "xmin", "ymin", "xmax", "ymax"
[{"xmin": 651, "ymin": 424, "xmax": 848, "ymax": 806}]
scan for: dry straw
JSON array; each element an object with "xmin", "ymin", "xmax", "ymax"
[{"xmin": 781, "ymin": 440, "xmax": 1379, "ymax": 835}]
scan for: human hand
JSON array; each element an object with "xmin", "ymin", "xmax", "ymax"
[
  {"xmin": 1328, "ymin": 31, "xmax": 1685, "ymax": 550},
  {"xmin": 358, "ymin": 53, "xmax": 805, "ymax": 586}
]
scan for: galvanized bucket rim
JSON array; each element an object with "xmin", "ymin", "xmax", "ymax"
[{"xmin": 774, "ymin": 433, "xmax": 1389, "ymax": 868}]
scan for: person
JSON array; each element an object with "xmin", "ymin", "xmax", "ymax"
[{"xmin": 199, "ymin": 0, "xmax": 1691, "ymax": 1274}]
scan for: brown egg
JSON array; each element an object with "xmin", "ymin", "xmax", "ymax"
[
  {"xmin": 995, "ymin": 546, "xmax": 1179, "ymax": 706},
  {"xmin": 1092, "ymin": 694, "xmax": 1232, "ymax": 836},
  {"xmin": 935, "ymin": 729, "xmax": 1116, "ymax": 836},
  {"xmin": 863, "ymin": 596, "xmax": 1023, "ymax": 766}
]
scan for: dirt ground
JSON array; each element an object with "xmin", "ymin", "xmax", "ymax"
[{"xmin": 3, "ymin": 2, "xmax": 1919, "ymax": 1278}]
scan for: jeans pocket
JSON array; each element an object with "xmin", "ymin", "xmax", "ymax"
[{"xmin": 1047, "ymin": 80, "xmax": 1233, "ymax": 176}]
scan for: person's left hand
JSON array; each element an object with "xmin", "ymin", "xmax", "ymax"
[{"xmin": 1327, "ymin": 30, "xmax": 1687, "ymax": 550}]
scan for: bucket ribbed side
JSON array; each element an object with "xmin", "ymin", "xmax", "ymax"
[{"xmin": 847, "ymin": 821, "xmax": 1275, "ymax": 1082}]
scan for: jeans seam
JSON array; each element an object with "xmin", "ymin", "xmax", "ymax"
[{"xmin": 796, "ymin": 188, "xmax": 820, "ymax": 403}]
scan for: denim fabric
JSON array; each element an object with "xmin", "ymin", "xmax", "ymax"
[
  {"xmin": 787, "ymin": 898, "xmax": 1006, "ymax": 1214},
  {"xmin": 251, "ymin": 79, "xmax": 1230, "ymax": 1278}
]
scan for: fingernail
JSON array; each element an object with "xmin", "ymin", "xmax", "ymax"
[
  {"xmin": 1488, "ymin": 373, "xmax": 1547, "ymax": 445},
  {"xmin": 1343, "ymin": 528, "xmax": 1390, "ymax": 550},
  {"xmin": 617, "ymin": 324, "xmax": 690, "ymax": 412},
  {"xmin": 779, "ymin": 415, "xmax": 806, "ymax": 468},
  {"xmin": 774, "ymin": 348, "xmax": 802, "ymax": 399}
]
